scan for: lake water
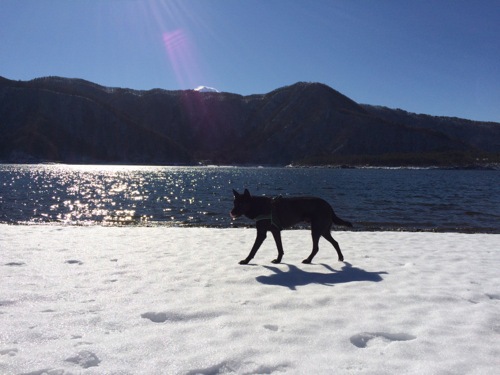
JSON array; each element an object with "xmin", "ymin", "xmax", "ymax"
[{"xmin": 0, "ymin": 164, "xmax": 499, "ymax": 233}]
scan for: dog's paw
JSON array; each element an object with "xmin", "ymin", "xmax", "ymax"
[
  {"xmin": 271, "ymin": 259, "xmax": 281, "ymax": 264},
  {"xmin": 239, "ymin": 259, "xmax": 250, "ymax": 265},
  {"xmin": 302, "ymin": 259, "xmax": 312, "ymax": 264},
  {"xmin": 339, "ymin": 256, "xmax": 344, "ymax": 262}
]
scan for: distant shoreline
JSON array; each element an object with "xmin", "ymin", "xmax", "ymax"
[
  {"xmin": 1, "ymin": 161, "xmax": 499, "ymax": 171},
  {"xmin": 2, "ymin": 222, "xmax": 498, "ymax": 235}
]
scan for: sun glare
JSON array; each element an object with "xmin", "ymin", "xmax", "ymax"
[
  {"xmin": 131, "ymin": 0, "xmax": 207, "ymax": 90},
  {"xmin": 162, "ymin": 28, "xmax": 201, "ymax": 89}
]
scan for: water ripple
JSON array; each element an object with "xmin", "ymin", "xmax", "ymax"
[{"xmin": 0, "ymin": 164, "xmax": 499, "ymax": 233}]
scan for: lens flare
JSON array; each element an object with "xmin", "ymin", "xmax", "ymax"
[
  {"xmin": 122, "ymin": 0, "xmax": 210, "ymax": 90},
  {"xmin": 163, "ymin": 28, "xmax": 205, "ymax": 89}
]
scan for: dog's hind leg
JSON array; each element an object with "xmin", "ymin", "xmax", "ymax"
[
  {"xmin": 270, "ymin": 227, "xmax": 284, "ymax": 264},
  {"xmin": 322, "ymin": 230, "xmax": 344, "ymax": 262}
]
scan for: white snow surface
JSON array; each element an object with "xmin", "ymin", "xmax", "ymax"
[
  {"xmin": 194, "ymin": 86, "xmax": 220, "ymax": 93},
  {"xmin": 1, "ymin": 225, "xmax": 499, "ymax": 374}
]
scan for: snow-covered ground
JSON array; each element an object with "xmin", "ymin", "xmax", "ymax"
[{"xmin": 1, "ymin": 225, "xmax": 499, "ymax": 374}]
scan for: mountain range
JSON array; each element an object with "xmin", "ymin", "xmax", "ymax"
[{"xmin": 1, "ymin": 76, "xmax": 499, "ymax": 167}]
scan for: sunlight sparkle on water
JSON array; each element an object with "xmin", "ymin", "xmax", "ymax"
[
  {"xmin": 0, "ymin": 164, "xmax": 215, "ymax": 226},
  {"xmin": 1, "ymin": 164, "xmax": 499, "ymax": 231}
]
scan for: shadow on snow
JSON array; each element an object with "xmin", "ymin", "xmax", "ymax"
[{"xmin": 255, "ymin": 262, "xmax": 387, "ymax": 290}]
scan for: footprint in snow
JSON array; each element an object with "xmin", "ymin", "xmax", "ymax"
[
  {"xmin": 0, "ymin": 348, "xmax": 18, "ymax": 356},
  {"xmin": 65, "ymin": 260, "xmax": 83, "ymax": 265},
  {"xmin": 65, "ymin": 350, "xmax": 101, "ymax": 368},
  {"xmin": 141, "ymin": 311, "xmax": 221, "ymax": 323},
  {"xmin": 141, "ymin": 312, "xmax": 169, "ymax": 323},
  {"xmin": 264, "ymin": 324, "xmax": 279, "ymax": 331},
  {"xmin": 350, "ymin": 332, "xmax": 416, "ymax": 348},
  {"xmin": 185, "ymin": 360, "xmax": 290, "ymax": 375},
  {"xmin": 17, "ymin": 368, "xmax": 65, "ymax": 375},
  {"xmin": 486, "ymin": 293, "xmax": 500, "ymax": 300}
]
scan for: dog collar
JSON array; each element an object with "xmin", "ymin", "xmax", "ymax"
[
  {"xmin": 254, "ymin": 214, "xmax": 272, "ymax": 222},
  {"xmin": 254, "ymin": 213, "xmax": 283, "ymax": 230}
]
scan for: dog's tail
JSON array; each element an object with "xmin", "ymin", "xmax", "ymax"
[{"xmin": 332, "ymin": 212, "xmax": 353, "ymax": 227}]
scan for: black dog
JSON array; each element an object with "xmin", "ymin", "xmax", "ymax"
[{"xmin": 230, "ymin": 189, "xmax": 352, "ymax": 265}]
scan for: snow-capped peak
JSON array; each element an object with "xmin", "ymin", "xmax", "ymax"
[{"xmin": 194, "ymin": 86, "xmax": 220, "ymax": 93}]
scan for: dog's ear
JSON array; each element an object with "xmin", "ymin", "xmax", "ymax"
[
  {"xmin": 243, "ymin": 189, "xmax": 251, "ymax": 197},
  {"xmin": 233, "ymin": 189, "xmax": 240, "ymax": 198}
]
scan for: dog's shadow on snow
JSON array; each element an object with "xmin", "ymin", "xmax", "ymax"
[{"xmin": 255, "ymin": 262, "xmax": 387, "ymax": 290}]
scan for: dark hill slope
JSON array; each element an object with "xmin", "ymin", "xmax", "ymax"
[
  {"xmin": 362, "ymin": 105, "xmax": 500, "ymax": 153},
  {"xmin": 226, "ymin": 83, "xmax": 467, "ymax": 164},
  {"xmin": 1, "ymin": 76, "xmax": 498, "ymax": 166}
]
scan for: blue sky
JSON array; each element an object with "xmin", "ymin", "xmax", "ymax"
[{"xmin": 1, "ymin": 0, "xmax": 499, "ymax": 122}]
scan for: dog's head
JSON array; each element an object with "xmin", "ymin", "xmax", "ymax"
[{"xmin": 230, "ymin": 189, "xmax": 251, "ymax": 218}]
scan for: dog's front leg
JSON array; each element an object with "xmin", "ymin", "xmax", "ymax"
[
  {"xmin": 270, "ymin": 227, "xmax": 284, "ymax": 264},
  {"xmin": 239, "ymin": 224, "xmax": 268, "ymax": 265}
]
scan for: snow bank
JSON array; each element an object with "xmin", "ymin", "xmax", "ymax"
[{"xmin": 1, "ymin": 226, "xmax": 499, "ymax": 374}]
